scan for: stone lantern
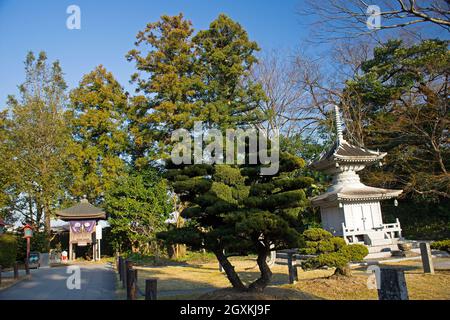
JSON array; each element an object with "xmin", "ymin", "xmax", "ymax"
[{"xmin": 310, "ymin": 106, "xmax": 403, "ymax": 255}]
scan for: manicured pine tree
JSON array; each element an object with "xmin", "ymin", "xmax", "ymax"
[{"xmin": 161, "ymin": 150, "xmax": 313, "ymax": 292}]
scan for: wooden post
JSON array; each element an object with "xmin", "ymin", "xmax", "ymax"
[
  {"xmin": 13, "ymin": 262, "xmax": 19, "ymax": 279},
  {"xmin": 377, "ymin": 268, "xmax": 409, "ymax": 300},
  {"xmin": 287, "ymin": 253, "xmax": 298, "ymax": 284},
  {"xmin": 69, "ymin": 242, "xmax": 73, "ymax": 261},
  {"xmin": 145, "ymin": 279, "xmax": 157, "ymax": 300},
  {"xmin": 420, "ymin": 242, "xmax": 435, "ymax": 274},
  {"xmin": 123, "ymin": 260, "xmax": 132, "ymax": 289},
  {"xmin": 26, "ymin": 237, "xmax": 30, "ymax": 263},
  {"xmin": 118, "ymin": 256, "xmax": 123, "ymax": 280},
  {"xmin": 127, "ymin": 269, "xmax": 137, "ymax": 300}
]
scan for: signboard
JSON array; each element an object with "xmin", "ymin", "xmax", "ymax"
[
  {"xmin": 95, "ymin": 225, "xmax": 102, "ymax": 240},
  {"xmin": 69, "ymin": 220, "xmax": 96, "ymax": 244}
]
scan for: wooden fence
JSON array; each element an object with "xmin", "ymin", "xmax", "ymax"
[{"xmin": 116, "ymin": 256, "xmax": 157, "ymax": 300}]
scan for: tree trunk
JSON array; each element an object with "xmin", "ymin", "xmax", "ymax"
[
  {"xmin": 215, "ymin": 250, "xmax": 247, "ymax": 291},
  {"xmin": 248, "ymin": 249, "xmax": 272, "ymax": 292},
  {"xmin": 334, "ymin": 264, "xmax": 352, "ymax": 277}
]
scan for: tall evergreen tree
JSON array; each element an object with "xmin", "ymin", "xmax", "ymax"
[
  {"xmin": 126, "ymin": 14, "xmax": 266, "ymax": 165},
  {"xmin": 193, "ymin": 13, "xmax": 265, "ymax": 129},
  {"xmin": 126, "ymin": 13, "xmax": 201, "ymax": 166},
  {"xmin": 66, "ymin": 65, "xmax": 128, "ymax": 204}
]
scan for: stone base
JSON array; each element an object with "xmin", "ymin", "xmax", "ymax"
[{"xmin": 391, "ymin": 250, "xmax": 419, "ymax": 258}]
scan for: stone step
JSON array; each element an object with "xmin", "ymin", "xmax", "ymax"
[
  {"xmin": 365, "ymin": 251, "xmax": 393, "ymax": 260},
  {"xmin": 368, "ymin": 243, "xmax": 399, "ymax": 253}
]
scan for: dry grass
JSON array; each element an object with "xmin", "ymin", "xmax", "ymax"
[
  {"xmin": 199, "ymin": 287, "xmax": 320, "ymax": 300},
  {"xmin": 129, "ymin": 256, "xmax": 450, "ymax": 300},
  {"xmin": 133, "ymin": 256, "xmax": 332, "ymax": 293},
  {"xmin": 0, "ymin": 275, "xmax": 30, "ymax": 290},
  {"xmin": 285, "ymin": 262, "xmax": 450, "ymax": 300}
]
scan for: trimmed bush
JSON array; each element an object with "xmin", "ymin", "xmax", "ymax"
[
  {"xmin": 299, "ymin": 228, "xmax": 369, "ymax": 276},
  {"xmin": 0, "ymin": 234, "xmax": 18, "ymax": 268},
  {"xmin": 303, "ymin": 228, "xmax": 332, "ymax": 241},
  {"xmin": 330, "ymin": 237, "xmax": 347, "ymax": 251},
  {"xmin": 431, "ymin": 240, "xmax": 450, "ymax": 253},
  {"xmin": 317, "ymin": 240, "xmax": 335, "ymax": 253},
  {"xmin": 338, "ymin": 244, "xmax": 369, "ymax": 261}
]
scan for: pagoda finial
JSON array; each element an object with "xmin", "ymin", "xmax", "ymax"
[{"xmin": 334, "ymin": 104, "xmax": 344, "ymax": 143}]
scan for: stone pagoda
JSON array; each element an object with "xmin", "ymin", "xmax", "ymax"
[{"xmin": 310, "ymin": 105, "xmax": 403, "ymax": 252}]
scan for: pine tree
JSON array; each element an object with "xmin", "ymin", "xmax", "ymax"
[
  {"xmin": 126, "ymin": 13, "xmax": 201, "ymax": 166},
  {"xmin": 193, "ymin": 13, "xmax": 265, "ymax": 129},
  {"xmin": 160, "ymin": 151, "xmax": 313, "ymax": 292}
]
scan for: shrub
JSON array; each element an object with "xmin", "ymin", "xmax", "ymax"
[
  {"xmin": 0, "ymin": 234, "xmax": 18, "ymax": 268},
  {"xmin": 330, "ymin": 237, "xmax": 347, "ymax": 251},
  {"xmin": 299, "ymin": 228, "xmax": 368, "ymax": 276},
  {"xmin": 338, "ymin": 244, "xmax": 369, "ymax": 261},
  {"xmin": 303, "ymin": 228, "xmax": 333, "ymax": 241},
  {"xmin": 431, "ymin": 240, "xmax": 450, "ymax": 253},
  {"xmin": 317, "ymin": 240, "xmax": 335, "ymax": 253}
]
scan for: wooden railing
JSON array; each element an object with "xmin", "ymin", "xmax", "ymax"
[{"xmin": 342, "ymin": 218, "xmax": 402, "ymax": 245}]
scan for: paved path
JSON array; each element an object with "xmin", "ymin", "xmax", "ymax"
[{"xmin": 0, "ymin": 263, "xmax": 116, "ymax": 300}]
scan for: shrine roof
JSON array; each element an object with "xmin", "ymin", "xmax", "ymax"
[
  {"xmin": 310, "ymin": 139, "xmax": 386, "ymax": 171},
  {"xmin": 311, "ymin": 183, "xmax": 402, "ymax": 205},
  {"xmin": 56, "ymin": 198, "xmax": 106, "ymax": 221}
]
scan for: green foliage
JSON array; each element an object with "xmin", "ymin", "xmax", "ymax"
[
  {"xmin": 16, "ymin": 232, "xmax": 50, "ymax": 261},
  {"xmin": 126, "ymin": 13, "xmax": 266, "ymax": 167},
  {"xmin": 105, "ymin": 169, "xmax": 173, "ymax": 254},
  {"xmin": 342, "ymin": 39, "xmax": 450, "ymax": 238},
  {"xmin": 300, "ymin": 228, "xmax": 368, "ymax": 276},
  {"xmin": 3, "ymin": 51, "xmax": 69, "ymax": 235},
  {"xmin": 338, "ymin": 244, "xmax": 369, "ymax": 261},
  {"xmin": 160, "ymin": 150, "xmax": 312, "ymax": 290},
  {"xmin": 302, "ymin": 228, "xmax": 333, "ymax": 242},
  {"xmin": 431, "ymin": 240, "xmax": 450, "ymax": 253},
  {"xmin": 303, "ymin": 252, "xmax": 348, "ymax": 271},
  {"xmin": 0, "ymin": 234, "xmax": 17, "ymax": 267},
  {"xmin": 66, "ymin": 65, "xmax": 128, "ymax": 203}
]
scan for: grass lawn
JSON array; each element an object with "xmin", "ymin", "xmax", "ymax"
[{"xmin": 126, "ymin": 255, "xmax": 450, "ymax": 300}]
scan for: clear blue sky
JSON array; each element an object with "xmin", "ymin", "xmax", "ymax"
[{"xmin": 0, "ymin": 0, "xmax": 311, "ymax": 108}]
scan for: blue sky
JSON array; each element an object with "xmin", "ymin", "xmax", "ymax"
[
  {"xmin": 0, "ymin": 1, "xmax": 446, "ymax": 109},
  {"xmin": 0, "ymin": 0, "xmax": 312, "ymax": 108}
]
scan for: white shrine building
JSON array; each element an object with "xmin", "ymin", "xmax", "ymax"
[{"xmin": 310, "ymin": 106, "xmax": 403, "ymax": 252}]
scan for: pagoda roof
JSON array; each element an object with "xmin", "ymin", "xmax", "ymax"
[
  {"xmin": 311, "ymin": 183, "xmax": 402, "ymax": 206},
  {"xmin": 56, "ymin": 198, "xmax": 106, "ymax": 221},
  {"xmin": 310, "ymin": 139, "xmax": 386, "ymax": 171}
]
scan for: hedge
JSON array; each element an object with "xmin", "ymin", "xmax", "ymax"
[
  {"xmin": 0, "ymin": 234, "xmax": 18, "ymax": 268},
  {"xmin": 431, "ymin": 240, "xmax": 450, "ymax": 253}
]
